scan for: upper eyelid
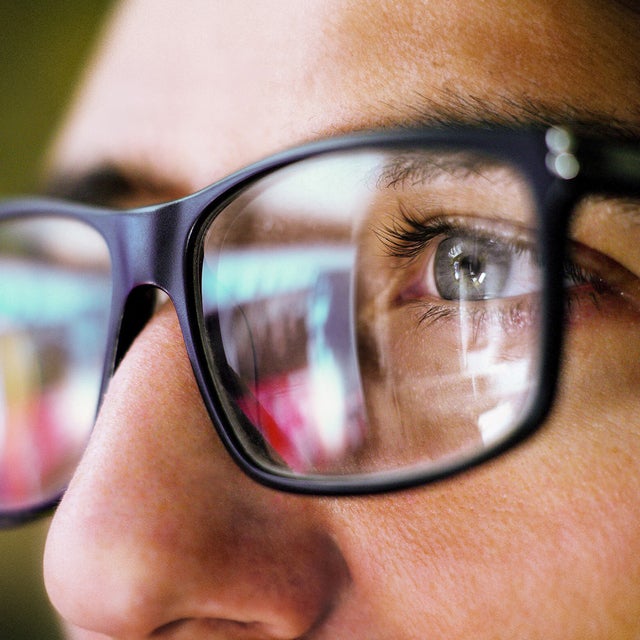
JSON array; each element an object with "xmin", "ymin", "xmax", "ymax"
[
  {"xmin": 376, "ymin": 208, "xmax": 535, "ymax": 258},
  {"xmin": 374, "ymin": 212, "xmax": 449, "ymax": 259}
]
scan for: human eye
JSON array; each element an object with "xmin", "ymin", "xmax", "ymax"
[
  {"xmin": 369, "ymin": 206, "xmax": 543, "ymax": 337},
  {"xmin": 374, "ymin": 204, "xmax": 616, "ymax": 333},
  {"xmin": 381, "ymin": 209, "xmax": 537, "ymax": 295}
]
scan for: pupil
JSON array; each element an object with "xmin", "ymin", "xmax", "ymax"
[
  {"xmin": 455, "ymin": 255, "xmax": 484, "ymax": 285},
  {"xmin": 435, "ymin": 235, "xmax": 510, "ymax": 301}
]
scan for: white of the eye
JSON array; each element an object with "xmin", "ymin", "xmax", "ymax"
[{"xmin": 497, "ymin": 250, "xmax": 540, "ymax": 298}]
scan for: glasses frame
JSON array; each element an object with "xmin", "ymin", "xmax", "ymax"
[{"xmin": 1, "ymin": 126, "xmax": 639, "ymax": 525}]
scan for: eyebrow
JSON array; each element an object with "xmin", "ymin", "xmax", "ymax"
[
  {"xmin": 44, "ymin": 164, "xmax": 184, "ymax": 208},
  {"xmin": 367, "ymin": 89, "xmax": 640, "ymax": 139},
  {"xmin": 45, "ymin": 90, "xmax": 640, "ymax": 208},
  {"xmin": 45, "ymin": 165, "xmax": 135, "ymax": 206}
]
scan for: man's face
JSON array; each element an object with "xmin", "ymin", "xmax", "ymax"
[{"xmin": 43, "ymin": 1, "xmax": 640, "ymax": 638}]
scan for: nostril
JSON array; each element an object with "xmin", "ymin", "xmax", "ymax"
[
  {"xmin": 150, "ymin": 618, "xmax": 188, "ymax": 636},
  {"xmin": 150, "ymin": 617, "xmax": 307, "ymax": 638}
]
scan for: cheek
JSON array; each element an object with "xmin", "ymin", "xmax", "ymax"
[
  {"xmin": 322, "ymin": 397, "xmax": 640, "ymax": 637},
  {"xmin": 336, "ymin": 220, "xmax": 640, "ymax": 636}
]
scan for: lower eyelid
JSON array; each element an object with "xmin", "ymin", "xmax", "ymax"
[
  {"xmin": 564, "ymin": 286, "xmax": 626, "ymax": 324},
  {"xmin": 404, "ymin": 297, "xmax": 541, "ymax": 336}
]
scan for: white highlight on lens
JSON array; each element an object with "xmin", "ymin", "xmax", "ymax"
[
  {"xmin": 458, "ymin": 331, "xmax": 532, "ymax": 447},
  {"xmin": 477, "ymin": 357, "xmax": 531, "ymax": 445},
  {"xmin": 478, "ymin": 401, "xmax": 517, "ymax": 446},
  {"xmin": 310, "ymin": 348, "xmax": 348, "ymax": 455},
  {"xmin": 307, "ymin": 274, "xmax": 349, "ymax": 458},
  {"xmin": 256, "ymin": 152, "xmax": 385, "ymax": 222}
]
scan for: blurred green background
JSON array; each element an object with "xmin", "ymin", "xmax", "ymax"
[{"xmin": 0, "ymin": 2, "xmax": 113, "ymax": 638}]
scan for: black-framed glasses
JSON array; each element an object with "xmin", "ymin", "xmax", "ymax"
[{"xmin": 0, "ymin": 126, "xmax": 639, "ymax": 526}]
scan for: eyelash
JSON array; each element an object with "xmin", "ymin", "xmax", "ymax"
[
  {"xmin": 375, "ymin": 205, "xmax": 460, "ymax": 262},
  {"xmin": 375, "ymin": 202, "xmax": 539, "ymax": 261}
]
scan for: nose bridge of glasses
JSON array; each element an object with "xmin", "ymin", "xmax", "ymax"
[
  {"xmin": 108, "ymin": 201, "xmax": 196, "ymax": 368},
  {"xmin": 115, "ymin": 201, "xmax": 194, "ymax": 296}
]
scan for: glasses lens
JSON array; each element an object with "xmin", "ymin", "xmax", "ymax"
[
  {"xmin": 201, "ymin": 146, "xmax": 543, "ymax": 481},
  {"xmin": 0, "ymin": 217, "xmax": 111, "ymax": 514}
]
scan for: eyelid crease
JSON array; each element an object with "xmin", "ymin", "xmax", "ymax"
[
  {"xmin": 378, "ymin": 152, "xmax": 511, "ymax": 190},
  {"xmin": 567, "ymin": 238, "xmax": 640, "ymax": 298}
]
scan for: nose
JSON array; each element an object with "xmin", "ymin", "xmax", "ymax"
[{"xmin": 43, "ymin": 303, "xmax": 349, "ymax": 638}]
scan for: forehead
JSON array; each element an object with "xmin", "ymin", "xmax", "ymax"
[{"xmin": 50, "ymin": 0, "xmax": 640, "ymax": 195}]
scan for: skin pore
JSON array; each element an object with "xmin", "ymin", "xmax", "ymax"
[{"xmin": 42, "ymin": 1, "xmax": 640, "ymax": 638}]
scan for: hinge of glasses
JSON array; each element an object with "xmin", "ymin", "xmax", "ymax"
[{"xmin": 545, "ymin": 127, "xmax": 580, "ymax": 180}]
